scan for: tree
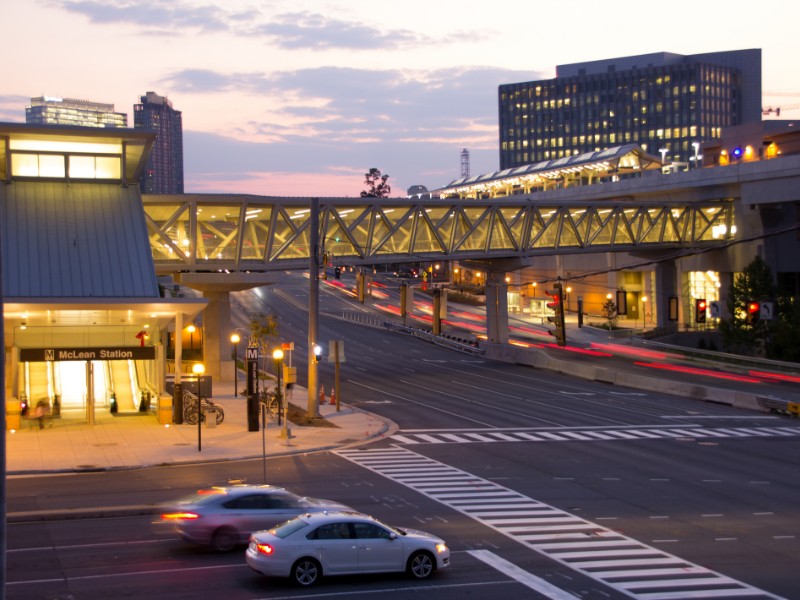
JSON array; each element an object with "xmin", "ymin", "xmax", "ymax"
[
  {"xmin": 360, "ymin": 168, "xmax": 391, "ymax": 198},
  {"xmin": 718, "ymin": 256, "xmax": 775, "ymax": 356},
  {"xmin": 601, "ymin": 299, "xmax": 618, "ymax": 331},
  {"xmin": 248, "ymin": 313, "xmax": 279, "ymax": 379}
]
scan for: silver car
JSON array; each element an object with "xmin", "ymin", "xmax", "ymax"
[
  {"xmin": 246, "ymin": 511, "xmax": 451, "ymax": 586},
  {"xmin": 160, "ymin": 485, "xmax": 351, "ymax": 551}
]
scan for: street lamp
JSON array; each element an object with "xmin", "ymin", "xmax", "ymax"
[
  {"xmin": 566, "ymin": 286, "xmax": 572, "ymax": 313},
  {"xmin": 192, "ymin": 362, "xmax": 205, "ymax": 452},
  {"xmin": 230, "ymin": 333, "xmax": 240, "ymax": 397},
  {"xmin": 642, "ymin": 296, "xmax": 648, "ymax": 326},
  {"xmin": 187, "ymin": 324, "xmax": 196, "ymax": 360},
  {"xmin": 692, "ymin": 142, "xmax": 701, "ymax": 169},
  {"xmin": 272, "ymin": 348, "xmax": 290, "ymax": 439}
]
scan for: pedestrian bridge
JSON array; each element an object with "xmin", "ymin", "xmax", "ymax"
[{"xmin": 144, "ymin": 194, "xmax": 734, "ymax": 275}]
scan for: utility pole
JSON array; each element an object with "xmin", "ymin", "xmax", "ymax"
[{"xmin": 308, "ymin": 198, "xmax": 320, "ymax": 418}]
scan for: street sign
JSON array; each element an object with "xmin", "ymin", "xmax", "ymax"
[
  {"xmin": 246, "ymin": 346, "xmax": 259, "ymax": 361},
  {"xmin": 709, "ymin": 300, "xmax": 721, "ymax": 318},
  {"xmin": 760, "ymin": 301, "xmax": 774, "ymax": 321},
  {"xmin": 328, "ymin": 340, "xmax": 346, "ymax": 362}
]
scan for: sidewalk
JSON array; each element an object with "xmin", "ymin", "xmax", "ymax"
[{"xmin": 5, "ymin": 381, "xmax": 398, "ymax": 476}]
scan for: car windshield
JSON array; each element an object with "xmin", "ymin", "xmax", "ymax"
[{"xmin": 269, "ymin": 517, "xmax": 310, "ymax": 539}]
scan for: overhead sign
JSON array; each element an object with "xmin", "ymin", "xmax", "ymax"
[{"xmin": 20, "ymin": 346, "xmax": 155, "ymax": 362}]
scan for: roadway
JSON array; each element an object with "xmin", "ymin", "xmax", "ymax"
[{"xmin": 6, "ymin": 272, "xmax": 800, "ymax": 599}]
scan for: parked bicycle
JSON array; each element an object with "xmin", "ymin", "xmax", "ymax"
[
  {"xmin": 183, "ymin": 395, "xmax": 225, "ymax": 425},
  {"xmin": 259, "ymin": 389, "xmax": 281, "ymax": 422}
]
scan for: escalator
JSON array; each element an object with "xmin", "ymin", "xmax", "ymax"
[
  {"xmin": 26, "ymin": 362, "xmax": 51, "ymax": 406},
  {"xmin": 110, "ymin": 360, "xmax": 137, "ymax": 411}
]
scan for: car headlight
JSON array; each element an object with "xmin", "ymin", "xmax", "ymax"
[{"xmin": 436, "ymin": 543, "xmax": 448, "ymax": 554}]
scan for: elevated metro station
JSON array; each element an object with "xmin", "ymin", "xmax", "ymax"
[{"xmin": 3, "ymin": 121, "xmax": 800, "ymax": 427}]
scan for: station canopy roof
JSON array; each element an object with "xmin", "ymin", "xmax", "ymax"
[{"xmin": 436, "ymin": 144, "xmax": 663, "ymax": 197}]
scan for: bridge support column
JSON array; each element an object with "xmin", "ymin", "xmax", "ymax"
[
  {"xmin": 202, "ymin": 290, "xmax": 232, "ymax": 382},
  {"xmin": 485, "ymin": 271, "xmax": 510, "ymax": 344},
  {"xmin": 655, "ymin": 261, "xmax": 678, "ymax": 330}
]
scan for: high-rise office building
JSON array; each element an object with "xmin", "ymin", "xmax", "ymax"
[
  {"xmin": 134, "ymin": 91, "xmax": 184, "ymax": 194},
  {"xmin": 498, "ymin": 49, "xmax": 762, "ymax": 169},
  {"xmin": 25, "ymin": 96, "xmax": 127, "ymax": 128}
]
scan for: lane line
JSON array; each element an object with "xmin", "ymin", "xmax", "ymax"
[{"xmin": 468, "ymin": 549, "xmax": 578, "ymax": 600}]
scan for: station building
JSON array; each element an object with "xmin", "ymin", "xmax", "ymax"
[{"xmin": 1, "ymin": 122, "xmax": 205, "ymax": 426}]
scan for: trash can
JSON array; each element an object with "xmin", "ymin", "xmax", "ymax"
[
  {"xmin": 7, "ymin": 399, "xmax": 21, "ymax": 431},
  {"xmin": 204, "ymin": 407, "xmax": 217, "ymax": 428},
  {"xmin": 158, "ymin": 395, "xmax": 173, "ymax": 425}
]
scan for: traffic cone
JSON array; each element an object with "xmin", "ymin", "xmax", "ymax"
[
  {"xmin": 330, "ymin": 388, "xmax": 336, "ymax": 405},
  {"xmin": 319, "ymin": 385, "xmax": 325, "ymax": 404}
]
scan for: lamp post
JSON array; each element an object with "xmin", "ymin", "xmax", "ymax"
[
  {"xmin": 273, "ymin": 348, "xmax": 290, "ymax": 439},
  {"xmin": 566, "ymin": 286, "xmax": 572, "ymax": 313},
  {"xmin": 187, "ymin": 324, "xmax": 196, "ymax": 360},
  {"xmin": 230, "ymin": 333, "xmax": 240, "ymax": 397},
  {"xmin": 642, "ymin": 296, "xmax": 648, "ymax": 326},
  {"xmin": 692, "ymin": 142, "xmax": 701, "ymax": 170},
  {"xmin": 192, "ymin": 362, "xmax": 205, "ymax": 452}
]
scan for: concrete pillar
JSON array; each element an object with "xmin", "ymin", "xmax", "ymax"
[
  {"xmin": 655, "ymin": 261, "xmax": 678, "ymax": 329},
  {"xmin": 202, "ymin": 290, "xmax": 232, "ymax": 381},
  {"xmin": 717, "ymin": 272, "xmax": 734, "ymax": 319},
  {"xmin": 485, "ymin": 271, "xmax": 509, "ymax": 344}
]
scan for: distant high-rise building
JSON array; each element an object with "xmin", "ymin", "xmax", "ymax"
[
  {"xmin": 498, "ymin": 49, "xmax": 762, "ymax": 169},
  {"xmin": 25, "ymin": 96, "xmax": 127, "ymax": 128},
  {"xmin": 134, "ymin": 91, "xmax": 184, "ymax": 194}
]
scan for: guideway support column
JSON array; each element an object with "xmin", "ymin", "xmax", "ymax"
[
  {"xmin": 655, "ymin": 261, "xmax": 678, "ymax": 329},
  {"xmin": 202, "ymin": 290, "xmax": 231, "ymax": 381},
  {"xmin": 485, "ymin": 269, "xmax": 510, "ymax": 345}
]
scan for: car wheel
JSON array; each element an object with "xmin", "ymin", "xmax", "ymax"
[
  {"xmin": 407, "ymin": 551, "xmax": 435, "ymax": 579},
  {"xmin": 210, "ymin": 527, "xmax": 238, "ymax": 552},
  {"xmin": 291, "ymin": 558, "xmax": 321, "ymax": 586}
]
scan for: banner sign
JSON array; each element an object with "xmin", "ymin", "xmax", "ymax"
[{"xmin": 20, "ymin": 346, "xmax": 156, "ymax": 362}]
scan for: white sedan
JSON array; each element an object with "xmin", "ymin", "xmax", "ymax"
[{"xmin": 246, "ymin": 511, "xmax": 450, "ymax": 586}]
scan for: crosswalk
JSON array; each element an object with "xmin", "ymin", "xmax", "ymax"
[
  {"xmin": 389, "ymin": 425, "xmax": 800, "ymax": 446},
  {"xmin": 336, "ymin": 446, "xmax": 784, "ymax": 600}
]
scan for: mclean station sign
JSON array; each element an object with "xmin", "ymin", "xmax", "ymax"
[{"xmin": 20, "ymin": 346, "xmax": 156, "ymax": 362}]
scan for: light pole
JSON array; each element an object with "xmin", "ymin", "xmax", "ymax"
[
  {"xmin": 273, "ymin": 348, "xmax": 290, "ymax": 439},
  {"xmin": 187, "ymin": 324, "xmax": 196, "ymax": 360},
  {"xmin": 230, "ymin": 333, "xmax": 240, "ymax": 397},
  {"xmin": 192, "ymin": 362, "xmax": 205, "ymax": 452},
  {"xmin": 642, "ymin": 296, "xmax": 648, "ymax": 326},
  {"xmin": 566, "ymin": 286, "xmax": 572, "ymax": 313}
]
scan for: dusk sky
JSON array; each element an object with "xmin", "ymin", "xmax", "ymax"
[{"xmin": 4, "ymin": 1, "xmax": 799, "ymax": 196}]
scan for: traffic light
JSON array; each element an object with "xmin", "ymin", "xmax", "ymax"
[
  {"xmin": 746, "ymin": 301, "xmax": 760, "ymax": 325},
  {"xmin": 545, "ymin": 283, "xmax": 566, "ymax": 346},
  {"xmin": 695, "ymin": 299, "xmax": 707, "ymax": 323}
]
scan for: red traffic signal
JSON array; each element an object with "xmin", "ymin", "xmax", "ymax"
[
  {"xmin": 545, "ymin": 291, "xmax": 561, "ymax": 311},
  {"xmin": 746, "ymin": 301, "xmax": 760, "ymax": 324},
  {"xmin": 545, "ymin": 283, "xmax": 566, "ymax": 346},
  {"xmin": 695, "ymin": 299, "xmax": 707, "ymax": 323}
]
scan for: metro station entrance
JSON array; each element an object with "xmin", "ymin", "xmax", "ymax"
[{"xmin": 18, "ymin": 346, "xmax": 157, "ymax": 424}]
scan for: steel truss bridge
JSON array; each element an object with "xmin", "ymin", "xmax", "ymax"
[{"xmin": 144, "ymin": 195, "xmax": 734, "ymax": 275}]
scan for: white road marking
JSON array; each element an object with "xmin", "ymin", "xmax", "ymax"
[
  {"xmin": 467, "ymin": 549, "xmax": 578, "ymax": 599},
  {"xmin": 337, "ymin": 446, "xmax": 786, "ymax": 600}
]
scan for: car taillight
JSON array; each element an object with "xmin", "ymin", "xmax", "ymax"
[
  {"xmin": 160, "ymin": 512, "xmax": 200, "ymax": 521},
  {"xmin": 256, "ymin": 542, "xmax": 274, "ymax": 555}
]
